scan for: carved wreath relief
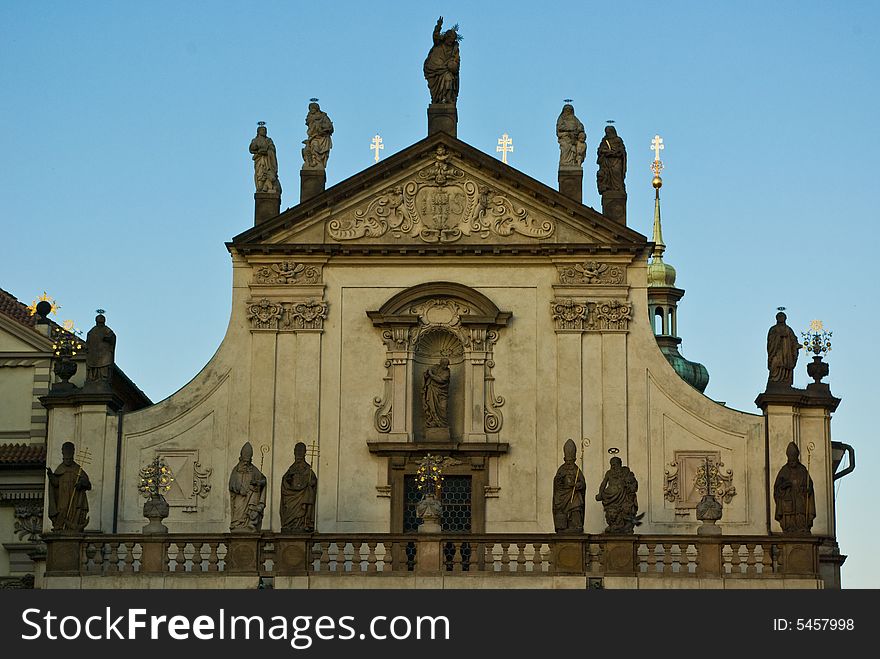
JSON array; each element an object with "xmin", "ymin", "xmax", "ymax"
[
  {"xmin": 253, "ymin": 261, "xmax": 322, "ymax": 285},
  {"xmin": 557, "ymin": 261, "xmax": 625, "ymax": 285},
  {"xmin": 551, "ymin": 298, "xmax": 633, "ymax": 331},
  {"xmin": 328, "ymin": 146, "xmax": 555, "ymax": 244}
]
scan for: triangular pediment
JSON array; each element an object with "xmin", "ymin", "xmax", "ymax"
[{"xmin": 231, "ymin": 133, "xmax": 647, "ymax": 252}]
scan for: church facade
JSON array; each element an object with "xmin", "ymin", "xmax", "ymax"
[{"xmin": 38, "ymin": 21, "xmax": 848, "ymax": 589}]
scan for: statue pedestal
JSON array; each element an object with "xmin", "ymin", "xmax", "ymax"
[
  {"xmin": 601, "ymin": 191, "xmax": 627, "ymax": 225},
  {"xmin": 142, "ymin": 495, "xmax": 170, "ymax": 534},
  {"xmin": 427, "ymin": 103, "xmax": 457, "ymax": 137},
  {"xmin": 558, "ymin": 167, "xmax": 583, "ymax": 203},
  {"xmin": 424, "ymin": 427, "xmax": 451, "ymax": 441},
  {"xmin": 300, "ymin": 169, "xmax": 326, "ymax": 203},
  {"xmin": 417, "ymin": 494, "xmax": 442, "ymax": 534},
  {"xmin": 254, "ymin": 192, "xmax": 280, "ymax": 225}
]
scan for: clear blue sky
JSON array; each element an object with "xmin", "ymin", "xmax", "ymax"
[{"xmin": 1, "ymin": 1, "xmax": 877, "ymax": 586}]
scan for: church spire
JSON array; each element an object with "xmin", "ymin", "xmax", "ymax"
[{"xmin": 645, "ymin": 134, "xmax": 709, "ymax": 393}]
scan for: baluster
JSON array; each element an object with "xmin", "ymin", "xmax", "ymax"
[
  {"xmin": 687, "ymin": 544, "xmax": 698, "ymax": 574},
  {"xmin": 745, "ymin": 543, "xmax": 757, "ymax": 574},
  {"xmin": 366, "ymin": 542, "xmax": 378, "ymax": 573},
  {"xmin": 759, "ymin": 543, "xmax": 773, "ymax": 574},
  {"xmin": 515, "ymin": 543, "xmax": 527, "ymax": 573},
  {"xmin": 318, "ymin": 542, "xmax": 330, "ymax": 572},
  {"xmin": 207, "ymin": 542, "xmax": 219, "ymax": 572},
  {"xmin": 194, "ymin": 542, "xmax": 206, "ymax": 573},
  {"xmin": 670, "ymin": 544, "xmax": 682, "ymax": 573},
  {"xmin": 645, "ymin": 543, "xmax": 657, "ymax": 573},
  {"xmin": 93, "ymin": 542, "xmax": 105, "ymax": 574},
  {"xmin": 730, "ymin": 543, "xmax": 742, "ymax": 574},
  {"xmin": 500, "ymin": 543, "xmax": 511, "ymax": 572}
]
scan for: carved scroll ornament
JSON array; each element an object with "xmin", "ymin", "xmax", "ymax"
[{"xmin": 328, "ymin": 146, "xmax": 555, "ymax": 244}]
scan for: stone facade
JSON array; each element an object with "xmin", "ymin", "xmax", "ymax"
[{"xmin": 39, "ymin": 134, "xmax": 843, "ymax": 588}]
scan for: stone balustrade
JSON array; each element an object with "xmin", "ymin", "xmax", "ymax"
[{"xmin": 43, "ymin": 533, "xmax": 822, "ymax": 587}]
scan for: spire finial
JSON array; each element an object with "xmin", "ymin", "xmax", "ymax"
[{"xmin": 650, "ymin": 134, "xmax": 666, "ymax": 259}]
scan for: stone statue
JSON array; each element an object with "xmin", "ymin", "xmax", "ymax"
[
  {"xmin": 85, "ymin": 314, "xmax": 116, "ymax": 387},
  {"xmin": 423, "ymin": 16, "xmax": 461, "ymax": 104},
  {"xmin": 46, "ymin": 441, "xmax": 91, "ymax": 532},
  {"xmin": 301, "ymin": 102, "xmax": 333, "ymax": 170},
  {"xmin": 553, "ymin": 439, "xmax": 586, "ymax": 533},
  {"xmin": 228, "ymin": 442, "xmax": 267, "ymax": 532},
  {"xmin": 596, "ymin": 126, "xmax": 627, "ymax": 194},
  {"xmin": 596, "ymin": 456, "xmax": 643, "ymax": 534},
  {"xmin": 280, "ymin": 442, "xmax": 318, "ymax": 533},
  {"xmin": 773, "ymin": 442, "xmax": 816, "ymax": 534},
  {"xmin": 767, "ymin": 312, "xmax": 800, "ymax": 388},
  {"xmin": 556, "ymin": 104, "xmax": 586, "ymax": 167},
  {"xmin": 249, "ymin": 124, "xmax": 281, "ymax": 194},
  {"xmin": 422, "ymin": 358, "xmax": 451, "ymax": 429}
]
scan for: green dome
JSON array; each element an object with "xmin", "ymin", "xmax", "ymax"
[
  {"xmin": 647, "ymin": 257, "xmax": 676, "ymax": 287},
  {"xmin": 660, "ymin": 347, "xmax": 709, "ymax": 393}
]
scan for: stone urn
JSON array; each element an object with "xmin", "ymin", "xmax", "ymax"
[
  {"xmin": 696, "ymin": 494, "xmax": 723, "ymax": 536},
  {"xmin": 142, "ymin": 494, "xmax": 170, "ymax": 534},
  {"xmin": 416, "ymin": 492, "xmax": 442, "ymax": 534},
  {"xmin": 806, "ymin": 355, "xmax": 829, "ymax": 384},
  {"xmin": 52, "ymin": 357, "xmax": 78, "ymax": 391}
]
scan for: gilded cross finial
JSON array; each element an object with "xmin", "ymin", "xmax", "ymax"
[
  {"xmin": 496, "ymin": 133, "xmax": 513, "ymax": 164},
  {"xmin": 651, "ymin": 134, "xmax": 665, "ymax": 177},
  {"xmin": 370, "ymin": 134, "xmax": 384, "ymax": 163}
]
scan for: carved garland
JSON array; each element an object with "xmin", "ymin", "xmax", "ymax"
[
  {"xmin": 13, "ymin": 504, "xmax": 43, "ymax": 542},
  {"xmin": 328, "ymin": 146, "xmax": 555, "ymax": 244},
  {"xmin": 664, "ymin": 457, "xmax": 736, "ymax": 506},
  {"xmin": 253, "ymin": 261, "xmax": 322, "ymax": 285},
  {"xmin": 557, "ymin": 261, "xmax": 624, "ymax": 285},
  {"xmin": 246, "ymin": 298, "xmax": 328, "ymax": 331},
  {"xmin": 551, "ymin": 298, "xmax": 633, "ymax": 331}
]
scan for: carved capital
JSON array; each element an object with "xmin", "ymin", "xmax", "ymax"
[
  {"xmin": 287, "ymin": 299, "xmax": 328, "ymax": 331},
  {"xmin": 551, "ymin": 298, "xmax": 633, "ymax": 332},
  {"xmin": 247, "ymin": 298, "xmax": 283, "ymax": 330}
]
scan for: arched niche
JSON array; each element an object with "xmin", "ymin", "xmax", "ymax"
[
  {"xmin": 412, "ymin": 328, "xmax": 465, "ymax": 442},
  {"xmin": 367, "ymin": 282, "xmax": 511, "ymax": 443}
]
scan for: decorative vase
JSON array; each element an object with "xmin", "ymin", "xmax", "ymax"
[
  {"xmin": 696, "ymin": 493, "xmax": 723, "ymax": 536},
  {"xmin": 806, "ymin": 355, "xmax": 829, "ymax": 385},
  {"xmin": 142, "ymin": 494, "xmax": 170, "ymax": 534},
  {"xmin": 416, "ymin": 492, "xmax": 442, "ymax": 534}
]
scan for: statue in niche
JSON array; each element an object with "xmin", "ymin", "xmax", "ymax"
[
  {"xmin": 249, "ymin": 123, "xmax": 281, "ymax": 194},
  {"xmin": 46, "ymin": 441, "xmax": 91, "ymax": 532},
  {"xmin": 556, "ymin": 104, "xmax": 586, "ymax": 168},
  {"xmin": 553, "ymin": 439, "xmax": 586, "ymax": 533},
  {"xmin": 85, "ymin": 314, "xmax": 116, "ymax": 388},
  {"xmin": 766, "ymin": 312, "xmax": 800, "ymax": 388},
  {"xmin": 423, "ymin": 16, "xmax": 461, "ymax": 104},
  {"xmin": 280, "ymin": 442, "xmax": 318, "ymax": 533},
  {"xmin": 229, "ymin": 442, "xmax": 267, "ymax": 532},
  {"xmin": 596, "ymin": 457, "xmax": 644, "ymax": 534},
  {"xmin": 596, "ymin": 125, "xmax": 627, "ymax": 194},
  {"xmin": 773, "ymin": 442, "xmax": 816, "ymax": 534},
  {"xmin": 422, "ymin": 358, "xmax": 451, "ymax": 438},
  {"xmin": 301, "ymin": 102, "xmax": 334, "ymax": 170}
]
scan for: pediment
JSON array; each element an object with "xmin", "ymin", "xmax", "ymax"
[{"xmin": 231, "ymin": 133, "xmax": 647, "ymax": 251}]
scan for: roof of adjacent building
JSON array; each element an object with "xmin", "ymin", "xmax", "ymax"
[
  {"xmin": 0, "ymin": 287, "xmax": 42, "ymax": 330},
  {"xmin": 0, "ymin": 443, "xmax": 46, "ymax": 467}
]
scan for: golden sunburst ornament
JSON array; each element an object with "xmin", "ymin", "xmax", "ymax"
[{"xmin": 27, "ymin": 291, "xmax": 60, "ymax": 316}]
